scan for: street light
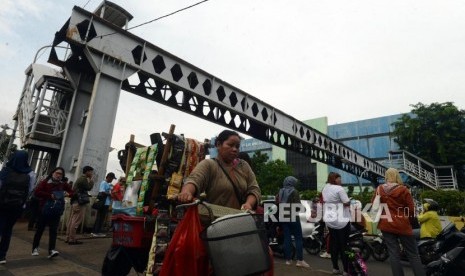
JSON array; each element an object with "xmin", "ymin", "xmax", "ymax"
[
  {"xmin": 357, "ymin": 169, "xmax": 371, "ymax": 193},
  {"xmin": 339, "ymin": 158, "xmax": 367, "ymax": 193}
]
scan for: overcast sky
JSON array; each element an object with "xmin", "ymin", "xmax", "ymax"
[{"xmin": 1, "ymin": 0, "xmax": 465, "ymax": 177}]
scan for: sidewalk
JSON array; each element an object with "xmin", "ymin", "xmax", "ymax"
[
  {"xmin": 0, "ymin": 219, "xmax": 113, "ymax": 276},
  {"xmin": 2, "ymin": 219, "xmax": 332, "ymax": 276}
]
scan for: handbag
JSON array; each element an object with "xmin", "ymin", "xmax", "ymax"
[
  {"xmin": 371, "ymin": 187, "xmax": 381, "ymax": 212},
  {"xmin": 42, "ymin": 190, "xmax": 65, "ymax": 217},
  {"xmin": 43, "ymin": 199, "xmax": 65, "ymax": 217},
  {"xmin": 77, "ymin": 192, "xmax": 90, "ymax": 205},
  {"xmin": 97, "ymin": 191, "xmax": 107, "ymax": 201}
]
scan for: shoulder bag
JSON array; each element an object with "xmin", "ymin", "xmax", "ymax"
[
  {"xmin": 77, "ymin": 191, "xmax": 90, "ymax": 205},
  {"xmin": 371, "ymin": 186, "xmax": 381, "ymax": 212},
  {"xmin": 91, "ymin": 191, "xmax": 107, "ymax": 210},
  {"xmin": 92, "ymin": 198, "xmax": 105, "ymax": 210},
  {"xmin": 97, "ymin": 191, "xmax": 107, "ymax": 201},
  {"xmin": 214, "ymin": 159, "xmax": 245, "ymax": 205}
]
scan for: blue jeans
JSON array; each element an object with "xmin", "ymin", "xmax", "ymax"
[
  {"xmin": 282, "ymin": 221, "xmax": 303, "ymax": 261},
  {"xmin": 0, "ymin": 208, "xmax": 23, "ymax": 259},
  {"xmin": 382, "ymin": 231, "xmax": 426, "ymax": 276}
]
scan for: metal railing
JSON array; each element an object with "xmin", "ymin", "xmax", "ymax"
[
  {"xmin": 384, "ymin": 150, "xmax": 457, "ymax": 190},
  {"xmin": 17, "ymin": 71, "xmax": 72, "ymax": 149}
]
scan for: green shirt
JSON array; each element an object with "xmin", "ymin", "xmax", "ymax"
[{"xmin": 73, "ymin": 175, "xmax": 94, "ymax": 193}]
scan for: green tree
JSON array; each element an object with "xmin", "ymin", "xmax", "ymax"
[
  {"xmin": 391, "ymin": 102, "xmax": 465, "ymax": 189},
  {"xmin": 250, "ymin": 151, "xmax": 269, "ymax": 177},
  {"xmin": 420, "ymin": 190, "xmax": 465, "ymax": 216},
  {"xmin": 250, "ymin": 152, "xmax": 294, "ymax": 197}
]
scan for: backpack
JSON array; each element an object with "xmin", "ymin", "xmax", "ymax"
[{"xmin": 0, "ymin": 170, "xmax": 30, "ymax": 210}]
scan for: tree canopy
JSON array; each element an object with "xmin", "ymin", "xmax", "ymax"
[
  {"xmin": 391, "ymin": 102, "xmax": 465, "ymax": 188},
  {"xmin": 250, "ymin": 151, "xmax": 294, "ymax": 197}
]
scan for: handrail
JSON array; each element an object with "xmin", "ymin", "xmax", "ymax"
[{"xmin": 387, "ymin": 150, "xmax": 457, "ymax": 190}]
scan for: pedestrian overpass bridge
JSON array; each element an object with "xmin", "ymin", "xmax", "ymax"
[{"xmin": 7, "ymin": 1, "xmax": 458, "ymax": 191}]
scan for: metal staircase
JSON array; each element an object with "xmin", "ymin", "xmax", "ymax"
[
  {"xmin": 384, "ymin": 150, "xmax": 457, "ymax": 190},
  {"xmin": 14, "ymin": 63, "xmax": 74, "ymax": 152}
]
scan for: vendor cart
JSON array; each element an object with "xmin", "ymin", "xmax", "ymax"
[
  {"xmin": 101, "ymin": 124, "xmax": 210, "ymax": 275},
  {"xmin": 101, "ymin": 124, "xmax": 273, "ymax": 276}
]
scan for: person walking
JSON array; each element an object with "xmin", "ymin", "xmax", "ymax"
[
  {"xmin": 322, "ymin": 172, "xmax": 351, "ymax": 276},
  {"xmin": 91, "ymin": 172, "xmax": 115, "ymax": 237},
  {"xmin": 0, "ymin": 150, "xmax": 36, "ymax": 264},
  {"xmin": 277, "ymin": 176, "xmax": 310, "ymax": 268},
  {"xmin": 373, "ymin": 168, "xmax": 425, "ymax": 276},
  {"xmin": 65, "ymin": 166, "xmax": 94, "ymax": 244},
  {"xmin": 32, "ymin": 167, "xmax": 73, "ymax": 258}
]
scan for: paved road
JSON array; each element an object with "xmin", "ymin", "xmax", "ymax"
[
  {"xmin": 2, "ymin": 219, "xmax": 110, "ymax": 275},
  {"xmin": 3, "ymin": 220, "xmax": 416, "ymax": 275},
  {"xmin": 274, "ymin": 252, "xmax": 416, "ymax": 276}
]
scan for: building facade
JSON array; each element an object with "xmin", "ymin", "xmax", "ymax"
[{"xmin": 327, "ymin": 114, "xmax": 404, "ymax": 191}]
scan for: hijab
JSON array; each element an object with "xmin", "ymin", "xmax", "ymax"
[
  {"xmin": 0, "ymin": 150, "xmax": 32, "ymax": 181},
  {"xmin": 278, "ymin": 176, "xmax": 298, "ymax": 203},
  {"xmin": 384, "ymin": 168, "xmax": 403, "ymax": 184}
]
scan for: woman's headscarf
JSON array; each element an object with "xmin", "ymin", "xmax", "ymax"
[
  {"xmin": 384, "ymin": 168, "xmax": 403, "ymax": 184},
  {"xmin": 278, "ymin": 176, "xmax": 298, "ymax": 203},
  {"xmin": 0, "ymin": 150, "xmax": 32, "ymax": 181}
]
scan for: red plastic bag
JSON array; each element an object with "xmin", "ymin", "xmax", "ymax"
[{"xmin": 159, "ymin": 206, "xmax": 209, "ymax": 276}]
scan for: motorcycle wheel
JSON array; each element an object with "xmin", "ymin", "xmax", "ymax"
[
  {"xmin": 304, "ymin": 238, "xmax": 321, "ymax": 255},
  {"xmin": 272, "ymin": 244, "xmax": 296, "ymax": 260},
  {"xmin": 350, "ymin": 245, "xmax": 371, "ymax": 262},
  {"xmin": 419, "ymin": 244, "xmax": 438, "ymax": 265},
  {"xmin": 372, "ymin": 241, "xmax": 389, "ymax": 262},
  {"xmin": 361, "ymin": 246, "xmax": 372, "ymax": 262},
  {"xmin": 426, "ymin": 267, "xmax": 442, "ymax": 276}
]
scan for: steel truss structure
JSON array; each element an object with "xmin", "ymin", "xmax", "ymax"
[{"xmin": 46, "ymin": 4, "xmax": 385, "ymax": 183}]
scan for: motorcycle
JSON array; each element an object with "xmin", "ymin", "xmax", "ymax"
[
  {"xmin": 346, "ymin": 247, "xmax": 368, "ymax": 276},
  {"xmin": 303, "ymin": 221, "xmax": 325, "ymax": 255},
  {"xmin": 348, "ymin": 223, "xmax": 372, "ymax": 261},
  {"xmin": 401, "ymin": 222, "xmax": 458, "ymax": 265},
  {"xmin": 363, "ymin": 232, "xmax": 389, "ymax": 262},
  {"xmin": 303, "ymin": 221, "xmax": 371, "ymax": 260},
  {"xmin": 426, "ymin": 231, "xmax": 465, "ymax": 276},
  {"xmin": 266, "ymin": 221, "xmax": 296, "ymax": 259}
]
